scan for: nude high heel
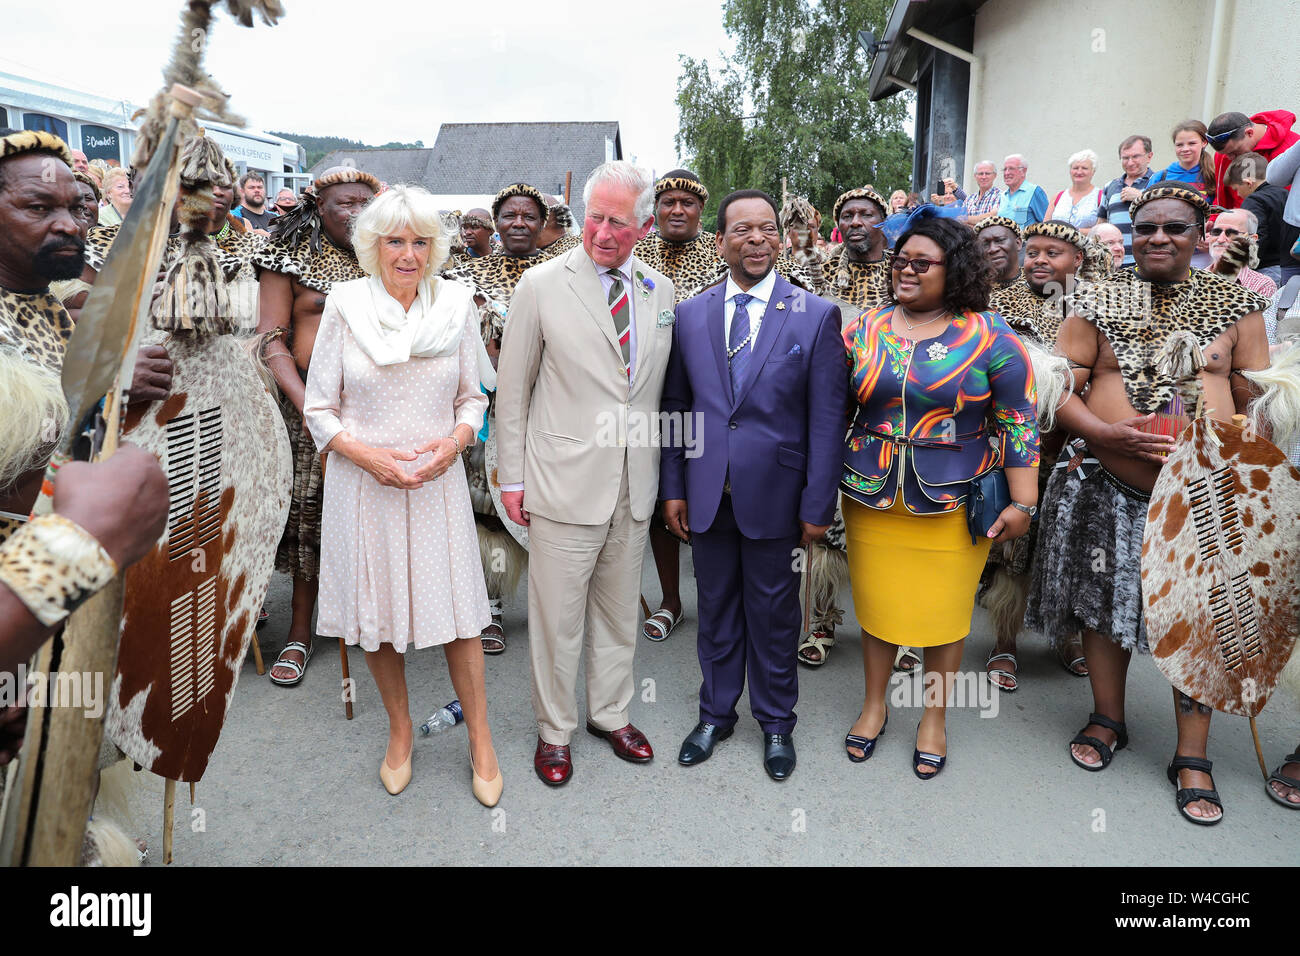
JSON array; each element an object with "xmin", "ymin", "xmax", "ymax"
[
  {"xmin": 469, "ymin": 745, "xmax": 503, "ymax": 808},
  {"xmin": 380, "ymin": 745, "xmax": 412, "ymax": 795}
]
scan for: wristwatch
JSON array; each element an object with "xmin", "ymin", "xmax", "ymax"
[{"xmin": 1011, "ymin": 501, "xmax": 1038, "ymax": 518}]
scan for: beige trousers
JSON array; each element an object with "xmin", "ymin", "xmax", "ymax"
[{"xmin": 527, "ymin": 463, "xmax": 648, "ymax": 745}]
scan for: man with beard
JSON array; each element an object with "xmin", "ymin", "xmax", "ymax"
[
  {"xmin": 0, "ymin": 130, "xmax": 85, "ymax": 546},
  {"xmin": 975, "ymin": 216, "xmax": 1023, "ymax": 290},
  {"xmin": 253, "ymin": 165, "xmax": 379, "ymax": 686},
  {"xmin": 795, "ymin": 186, "xmax": 892, "ymax": 669},
  {"xmin": 1025, "ymin": 184, "xmax": 1271, "ymax": 825},
  {"xmin": 815, "ymin": 186, "xmax": 892, "ymax": 307},
  {"xmin": 48, "ymin": 171, "xmax": 102, "ymax": 308},
  {"xmin": 443, "ymin": 183, "xmax": 551, "ymax": 654}
]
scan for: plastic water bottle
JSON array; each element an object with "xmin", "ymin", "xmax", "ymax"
[{"xmin": 418, "ymin": 700, "xmax": 464, "ymax": 736}]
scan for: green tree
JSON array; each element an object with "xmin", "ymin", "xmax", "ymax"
[{"xmin": 675, "ymin": 0, "xmax": 913, "ymax": 233}]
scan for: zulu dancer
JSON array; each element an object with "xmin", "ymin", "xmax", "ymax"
[
  {"xmin": 982, "ymin": 220, "xmax": 1099, "ymax": 689},
  {"xmin": 442, "ymin": 183, "xmax": 550, "ymax": 654},
  {"xmin": 794, "ymin": 187, "xmax": 893, "ymax": 668},
  {"xmin": 1025, "ymin": 183, "xmax": 1270, "ymax": 825},
  {"xmin": 253, "ymin": 165, "xmax": 379, "ymax": 686}
]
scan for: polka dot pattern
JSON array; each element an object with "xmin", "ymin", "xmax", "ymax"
[{"xmin": 305, "ymin": 298, "xmax": 491, "ymax": 653}]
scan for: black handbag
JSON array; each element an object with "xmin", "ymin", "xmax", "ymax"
[{"xmin": 966, "ymin": 467, "xmax": 1010, "ymax": 544}]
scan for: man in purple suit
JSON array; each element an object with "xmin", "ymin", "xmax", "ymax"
[{"xmin": 660, "ymin": 190, "xmax": 848, "ymax": 780}]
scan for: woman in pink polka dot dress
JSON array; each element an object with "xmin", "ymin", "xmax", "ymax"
[{"xmin": 304, "ymin": 185, "xmax": 502, "ymax": 806}]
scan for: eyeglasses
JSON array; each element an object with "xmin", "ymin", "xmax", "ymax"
[
  {"xmin": 1207, "ymin": 226, "xmax": 1243, "ymax": 237},
  {"xmin": 1208, "ymin": 123, "xmax": 1249, "ymax": 150},
  {"xmin": 890, "ymin": 254, "xmax": 944, "ymax": 274},
  {"xmin": 1132, "ymin": 221, "xmax": 1199, "ymax": 237}
]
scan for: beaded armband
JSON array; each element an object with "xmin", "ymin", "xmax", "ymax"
[{"xmin": 0, "ymin": 514, "xmax": 118, "ymax": 626}]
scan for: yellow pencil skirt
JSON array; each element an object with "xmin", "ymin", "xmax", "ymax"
[{"xmin": 842, "ymin": 494, "xmax": 992, "ymax": 647}]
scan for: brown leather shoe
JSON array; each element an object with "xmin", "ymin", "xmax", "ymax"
[
  {"xmin": 534, "ymin": 738, "xmax": 572, "ymax": 786},
  {"xmin": 586, "ymin": 722, "xmax": 653, "ymax": 762}
]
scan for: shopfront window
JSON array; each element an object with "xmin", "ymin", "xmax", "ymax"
[
  {"xmin": 22, "ymin": 113, "xmax": 69, "ymax": 141},
  {"xmin": 80, "ymin": 125, "xmax": 121, "ymax": 164}
]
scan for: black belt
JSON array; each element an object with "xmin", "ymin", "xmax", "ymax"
[{"xmin": 866, "ymin": 428, "xmax": 972, "ymax": 451}]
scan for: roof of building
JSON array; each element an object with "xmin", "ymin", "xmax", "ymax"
[{"xmin": 310, "ymin": 121, "xmax": 622, "ymax": 219}]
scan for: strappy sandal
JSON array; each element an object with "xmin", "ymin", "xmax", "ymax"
[
  {"xmin": 480, "ymin": 600, "xmax": 505, "ymax": 655},
  {"xmin": 1166, "ymin": 755, "xmax": 1224, "ymax": 826},
  {"xmin": 798, "ymin": 629, "xmax": 835, "ymax": 667},
  {"xmin": 913, "ymin": 722, "xmax": 947, "ymax": 780},
  {"xmin": 1265, "ymin": 753, "xmax": 1300, "ymax": 809},
  {"xmin": 845, "ymin": 711, "xmax": 886, "ymax": 763},
  {"xmin": 985, "ymin": 652, "xmax": 1019, "ymax": 693},
  {"xmin": 268, "ymin": 640, "xmax": 313, "ymax": 686},
  {"xmin": 1069, "ymin": 712, "xmax": 1128, "ymax": 771},
  {"xmin": 1057, "ymin": 635, "xmax": 1088, "ymax": 677},
  {"xmin": 892, "ymin": 647, "xmax": 921, "ymax": 674},
  {"xmin": 643, "ymin": 607, "xmax": 682, "ymax": 643}
]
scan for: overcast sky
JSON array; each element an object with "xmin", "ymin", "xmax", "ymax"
[{"xmin": 1, "ymin": 0, "xmax": 737, "ymax": 177}]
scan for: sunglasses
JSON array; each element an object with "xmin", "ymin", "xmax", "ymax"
[
  {"xmin": 1207, "ymin": 226, "xmax": 1243, "ymax": 237},
  {"xmin": 1208, "ymin": 123, "xmax": 1249, "ymax": 150},
  {"xmin": 1132, "ymin": 221, "xmax": 1199, "ymax": 237},
  {"xmin": 890, "ymin": 254, "xmax": 944, "ymax": 274}
]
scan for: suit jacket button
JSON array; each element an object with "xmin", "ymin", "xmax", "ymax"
[{"xmin": 729, "ymin": 421, "xmax": 738, "ymax": 429}]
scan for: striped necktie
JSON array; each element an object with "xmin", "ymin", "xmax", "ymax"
[
  {"xmin": 606, "ymin": 268, "xmax": 632, "ymax": 379},
  {"xmin": 728, "ymin": 292, "xmax": 754, "ymax": 391}
]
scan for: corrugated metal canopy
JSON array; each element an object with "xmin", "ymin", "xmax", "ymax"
[{"xmin": 0, "ymin": 70, "xmax": 138, "ymax": 129}]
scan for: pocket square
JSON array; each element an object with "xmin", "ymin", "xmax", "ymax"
[
  {"xmin": 786, "ymin": 343, "xmax": 802, "ymax": 355},
  {"xmin": 657, "ymin": 309, "xmax": 675, "ymax": 327}
]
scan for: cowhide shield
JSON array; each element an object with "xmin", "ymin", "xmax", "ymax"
[
  {"xmin": 104, "ymin": 331, "xmax": 291, "ymax": 781},
  {"xmin": 1142, "ymin": 418, "xmax": 1300, "ymax": 717},
  {"xmin": 486, "ymin": 426, "xmax": 529, "ymax": 551}
]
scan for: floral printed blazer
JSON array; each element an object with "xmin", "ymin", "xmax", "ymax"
[{"xmin": 841, "ymin": 305, "xmax": 1040, "ymax": 514}]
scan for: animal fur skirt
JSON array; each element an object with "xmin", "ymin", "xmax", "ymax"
[{"xmin": 1024, "ymin": 453, "xmax": 1151, "ymax": 654}]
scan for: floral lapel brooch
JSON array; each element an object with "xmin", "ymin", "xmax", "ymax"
[{"xmin": 635, "ymin": 271, "xmax": 654, "ymax": 298}]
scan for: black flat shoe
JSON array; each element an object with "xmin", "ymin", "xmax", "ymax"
[
  {"xmin": 763, "ymin": 733, "xmax": 796, "ymax": 781},
  {"xmin": 678, "ymin": 721, "xmax": 734, "ymax": 766},
  {"xmin": 845, "ymin": 712, "xmax": 887, "ymax": 763},
  {"xmin": 1167, "ymin": 755, "xmax": 1224, "ymax": 826},
  {"xmin": 913, "ymin": 722, "xmax": 946, "ymax": 780}
]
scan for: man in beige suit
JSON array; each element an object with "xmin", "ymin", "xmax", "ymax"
[{"xmin": 496, "ymin": 161, "xmax": 675, "ymax": 786}]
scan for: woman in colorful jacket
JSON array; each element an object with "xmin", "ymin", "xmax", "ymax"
[{"xmin": 840, "ymin": 213, "xmax": 1040, "ymax": 779}]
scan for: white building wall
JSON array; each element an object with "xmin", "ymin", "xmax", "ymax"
[{"xmin": 960, "ymin": 0, "xmax": 1300, "ymax": 195}]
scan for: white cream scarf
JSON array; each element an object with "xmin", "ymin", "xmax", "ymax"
[{"xmin": 330, "ymin": 275, "xmax": 471, "ymax": 367}]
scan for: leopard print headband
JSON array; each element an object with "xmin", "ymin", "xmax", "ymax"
[
  {"xmin": 493, "ymin": 182, "xmax": 547, "ymax": 221},
  {"xmin": 1024, "ymin": 220, "xmax": 1086, "ymax": 250},
  {"xmin": 313, "ymin": 165, "xmax": 380, "ymax": 194},
  {"xmin": 832, "ymin": 186, "xmax": 888, "ymax": 223},
  {"xmin": 73, "ymin": 170, "xmax": 101, "ymax": 203},
  {"xmin": 0, "ymin": 129, "xmax": 73, "ymax": 168},
  {"xmin": 973, "ymin": 216, "xmax": 1022, "ymax": 240},
  {"xmin": 1130, "ymin": 183, "xmax": 1211, "ymax": 219},
  {"xmin": 460, "ymin": 214, "xmax": 493, "ymax": 230},
  {"xmin": 655, "ymin": 176, "xmax": 709, "ymax": 204}
]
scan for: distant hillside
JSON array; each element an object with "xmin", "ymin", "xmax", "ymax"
[{"xmin": 269, "ymin": 132, "xmax": 426, "ymax": 171}]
